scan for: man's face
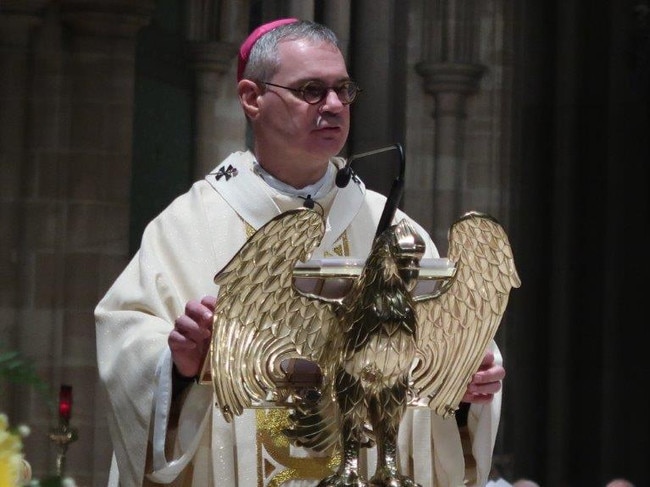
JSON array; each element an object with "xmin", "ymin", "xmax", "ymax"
[{"xmin": 255, "ymin": 39, "xmax": 351, "ymax": 170}]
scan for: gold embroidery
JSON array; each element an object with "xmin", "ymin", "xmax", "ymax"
[
  {"xmin": 256, "ymin": 409, "xmax": 338, "ymax": 486},
  {"xmin": 249, "ymin": 223, "xmax": 349, "ymax": 485},
  {"xmin": 327, "ymin": 231, "xmax": 349, "ymax": 257},
  {"xmin": 245, "ymin": 221, "xmax": 256, "ymax": 238}
]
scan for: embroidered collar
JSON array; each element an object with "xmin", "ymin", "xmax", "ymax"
[{"xmin": 215, "ymin": 164, "xmax": 239, "ymax": 181}]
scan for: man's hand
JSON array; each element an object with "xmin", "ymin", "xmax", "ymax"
[
  {"xmin": 461, "ymin": 350, "xmax": 505, "ymax": 404},
  {"xmin": 168, "ymin": 295, "xmax": 217, "ymax": 378}
]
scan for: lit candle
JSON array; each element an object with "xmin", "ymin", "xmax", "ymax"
[{"xmin": 59, "ymin": 385, "xmax": 72, "ymax": 422}]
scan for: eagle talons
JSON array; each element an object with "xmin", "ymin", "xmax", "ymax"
[
  {"xmin": 316, "ymin": 470, "xmax": 369, "ymax": 487},
  {"xmin": 369, "ymin": 469, "xmax": 422, "ymax": 487}
]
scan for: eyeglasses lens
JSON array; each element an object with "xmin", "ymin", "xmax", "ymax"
[{"xmin": 302, "ymin": 81, "xmax": 358, "ymax": 105}]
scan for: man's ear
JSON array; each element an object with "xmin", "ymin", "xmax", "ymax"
[{"xmin": 238, "ymin": 80, "xmax": 261, "ymax": 119}]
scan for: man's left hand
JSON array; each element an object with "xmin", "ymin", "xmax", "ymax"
[{"xmin": 461, "ymin": 350, "xmax": 505, "ymax": 404}]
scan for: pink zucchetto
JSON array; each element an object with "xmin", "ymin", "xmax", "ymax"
[{"xmin": 237, "ymin": 18, "xmax": 299, "ymax": 82}]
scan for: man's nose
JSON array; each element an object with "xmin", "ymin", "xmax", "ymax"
[{"xmin": 320, "ymin": 88, "xmax": 345, "ymax": 112}]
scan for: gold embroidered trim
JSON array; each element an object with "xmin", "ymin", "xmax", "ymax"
[
  {"xmin": 256, "ymin": 409, "xmax": 338, "ymax": 486},
  {"xmin": 245, "ymin": 221, "xmax": 256, "ymax": 238},
  {"xmin": 254, "ymin": 227, "xmax": 349, "ymax": 486}
]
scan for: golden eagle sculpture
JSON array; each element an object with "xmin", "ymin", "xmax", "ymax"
[{"xmin": 205, "ymin": 207, "xmax": 520, "ymax": 487}]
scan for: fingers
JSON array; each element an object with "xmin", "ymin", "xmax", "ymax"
[
  {"xmin": 185, "ymin": 298, "xmax": 215, "ymax": 332},
  {"xmin": 479, "ymin": 350, "xmax": 495, "ymax": 368},
  {"xmin": 461, "ymin": 350, "xmax": 506, "ymax": 404},
  {"xmin": 200, "ymin": 295, "xmax": 217, "ymax": 311},
  {"xmin": 168, "ymin": 296, "xmax": 216, "ymax": 378},
  {"xmin": 461, "ymin": 390, "xmax": 496, "ymax": 404},
  {"xmin": 473, "ymin": 361, "xmax": 506, "ymax": 385},
  {"xmin": 169, "ymin": 317, "xmax": 204, "ymax": 352},
  {"xmin": 466, "ymin": 372, "xmax": 503, "ymax": 395},
  {"xmin": 170, "ymin": 303, "xmax": 211, "ymax": 347},
  {"xmin": 461, "ymin": 376, "xmax": 502, "ymax": 404}
]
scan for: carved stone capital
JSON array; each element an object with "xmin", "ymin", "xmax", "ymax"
[
  {"xmin": 186, "ymin": 40, "xmax": 239, "ymax": 75},
  {"xmin": 60, "ymin": 0, "xmax": 155, "ymax": 38},
  {"xmin": 415, "ymin": 62, "xmax": 486, "ymax": 96}
]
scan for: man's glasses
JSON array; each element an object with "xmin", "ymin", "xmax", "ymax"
[{"xmin": 260, "ymin": 80, "xmax": 361, "ymax": 105}]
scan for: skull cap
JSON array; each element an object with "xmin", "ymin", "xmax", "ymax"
[{"xmin": 237, "ymin": 18, "xmax": 299, "ymax": 82}]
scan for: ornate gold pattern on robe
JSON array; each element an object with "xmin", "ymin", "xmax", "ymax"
[{"xmin": 245, "ymin": 227, "xmax": 349, "ymax": 485}]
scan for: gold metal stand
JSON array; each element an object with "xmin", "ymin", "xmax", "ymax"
[{"xmin": 48, "ymin": 418, "xmax": 78, "ymax": 477}]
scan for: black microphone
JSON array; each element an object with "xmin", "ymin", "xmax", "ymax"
[{"xmin": 303, "ymin": 195, "xmax": 315, "ymax": 209}]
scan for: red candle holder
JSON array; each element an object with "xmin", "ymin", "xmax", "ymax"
[
  {"xmin": 58, "ymin": 384, "xmax": 72, "ymax": 422},
  {"xmin": 49, "ymin": 384, "xmax": 78, "ymax": 477}
]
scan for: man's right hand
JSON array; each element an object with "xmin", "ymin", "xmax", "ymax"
[{"xmin": 168, "ymin": 295, "xmax": 216, "ymax": 378}]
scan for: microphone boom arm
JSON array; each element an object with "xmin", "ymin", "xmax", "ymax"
[
  {"xmin": 373, "ymin": 143, "xmax": 405, "ymax": 237},
  {"xmin": 336, "ymin": 143, "xmax": 406, "ymax": 237}
]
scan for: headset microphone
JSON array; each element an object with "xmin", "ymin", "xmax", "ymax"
[
  {"xmin": 302, "ymin": 195, "xmax": 315, "ymax": 209},
  {"xmin": 335, "ymin": 164, "xmax": 353, "ymax": 188}
]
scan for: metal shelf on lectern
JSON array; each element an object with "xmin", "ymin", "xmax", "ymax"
[{"xmin": 293, "ymin": 257, "xmax": 456, "ymax": 280}]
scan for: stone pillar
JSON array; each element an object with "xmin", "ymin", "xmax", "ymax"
[
  {"xmin": 415, "ymin": 0, "xmax": 486, "ymax": 253},
  {"xmin": 0, "ymin": 0, "xmax": 47, "ymax": 344},
  {"xmin": 186, "ymin": 41, "xmax": 240, "ymax": 177},
  {"xmin": 321, "ymin": 1, "xmax": 352, "ymax": 158},
  {"xmin": 185, "ymin": 0, "xmax": 246, "ymax": 178},
  {"xmin": 415, "ymin": 62, "xmax": 484, "ymax": 252},
  {"xmin": 53, "ymin": 0, "xmax": 155, "ymax": 485},
  {"xmin": 287, "ymin": 0, "xmax": 315, "ymax": 20},
  {"xmin": 0, "ymin": 0, "xmax": 49, "ymax": 424},
  {"xmin": 322, "ymin": 1, "xmax": 351, "ymax": 71},
  {"xmin": 349, "ymin": 0, "xmax": 409, "ymax": 197}
]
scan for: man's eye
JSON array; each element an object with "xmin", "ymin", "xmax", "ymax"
[{"xmin": 303, "ymin": 86, "xmax": 325, "ymax": 97}]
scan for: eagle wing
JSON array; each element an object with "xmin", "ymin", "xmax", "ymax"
[
  {"xmin": 210, "ymin": 208, "xmax": 339, "ymax": 422},
  {"xmin": 411, "ymin": 211, "xmax": 521, "ymax": 418}
]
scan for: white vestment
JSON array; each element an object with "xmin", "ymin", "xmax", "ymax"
[{"xmin": 95, "ymin": 150, "xmax": 502, "ymax": 487}]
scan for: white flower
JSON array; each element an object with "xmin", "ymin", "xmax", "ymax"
[
  {"xmin": 17, "ymin": 424, "xmax": 31, "ymax": 438},
  {"xmin": 0, "ymin": 412, "xmax": 26, "ymax": 487}
]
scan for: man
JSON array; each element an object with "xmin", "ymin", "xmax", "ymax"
[{"xmin": 96, "ymin": 19, "xmax": 505, "ymax": 486}]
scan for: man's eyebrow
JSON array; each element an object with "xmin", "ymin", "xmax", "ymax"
[{"xmin": 293, "ymin": 76, "xmax": 353, "ymax": 85}]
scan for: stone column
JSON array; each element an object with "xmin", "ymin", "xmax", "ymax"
[
  {"xmin": 415, "ymin": 0, "xmax": 486, "ymax": 253},
  {"xmin": 185, "ymin": 0, "xmax": 246, "ymax": 178},
  {"xmin": 186, "ymin": 41, "xmax": 240, "ymax": 177},
  {"xmin": 415, "ymin": 62, "xmax": 484, "ymax": 251},
  {"xmin": 287, "ymin": 0, "xmax": 315, "ymax": 20},
  {"xmin": 348, "ymin": 0, "xmax": 409, "ymax": 197},
  {"xmin": 0, "ymin": 0, "xmax": 49, "ymax": 424},
  {"xmin": 35, "ymin": 2, "xmax": 152, "ymax": 483},
  {"xmin": 0, "ymin": 0, "xmax": 47, "ymax": 350},
  {"xmin": 322, "ymin": 1, "xmax": 351, "ymax": 73}
]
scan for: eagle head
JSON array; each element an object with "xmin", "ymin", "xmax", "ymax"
[{"xmin": 387, "ymin": 219, "xmax": 426, "ymax": 291}]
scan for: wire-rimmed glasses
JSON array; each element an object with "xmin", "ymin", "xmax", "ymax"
[{"xmin": 260, "ymin": 80, "xmax": 362, "ymax": 105}]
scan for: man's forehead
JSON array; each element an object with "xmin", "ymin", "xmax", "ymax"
[{"xmin": 275, "ymin": 39, "xmax": 346, "ymax": 76}]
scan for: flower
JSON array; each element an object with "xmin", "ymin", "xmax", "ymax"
[
  {"xmin": 0, "ymin": 413, "xmax": 30, "ymax": 487},
  {"xmin": 1, "ymin": 346, "xmax": 63, "ymax": 487}
]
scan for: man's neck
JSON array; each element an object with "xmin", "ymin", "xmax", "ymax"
[
  {"xmin": 254, "ymin": 154, "xmax": 330, "ymax": 189},
  {"xmin": 253, "ymin": 159, "xmax": 336, "ymax": 200}
]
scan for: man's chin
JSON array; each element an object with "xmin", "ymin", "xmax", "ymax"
[{"xmin": 311, "ymin": 135, "xmax": 346, "ymax": 155}]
